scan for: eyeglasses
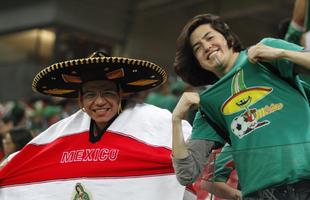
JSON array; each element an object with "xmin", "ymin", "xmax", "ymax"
[{"xmin": 82, "ymin": 90, "xmax": 119, "ymax": 101}]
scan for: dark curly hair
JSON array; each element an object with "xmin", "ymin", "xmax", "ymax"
[{"xmin": 173, "ymin": 13, "xmax": 244, "ymax": 86}]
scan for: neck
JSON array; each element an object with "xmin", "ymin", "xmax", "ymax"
[
  {"xmin": 94, "ymin": 113, "xmax": 119, "ymax": 131},
  {"xmin": 215, "ymin": 51, "xmax": 240, "ymax": 78},
  {"xmin": 95, "ymin": 123, "xmax": 106, "ymax": 131}
]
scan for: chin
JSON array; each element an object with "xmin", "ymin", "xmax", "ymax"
[{"xmin": 95, "ymin": 117, "xmax": 111, "ymax": 124}]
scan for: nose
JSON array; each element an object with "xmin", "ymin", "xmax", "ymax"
[
  {"xmin": 201, "ymin": 40, "xmax": 211, "ymax": 51},
  {"xmin": 93, "ymin": 94, "xmax": 107, "ymax": 104}
]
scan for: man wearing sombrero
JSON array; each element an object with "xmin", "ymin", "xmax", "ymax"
[{"xmin": 0, "ymin": 52, "xmax": 195, "ymax": 200}]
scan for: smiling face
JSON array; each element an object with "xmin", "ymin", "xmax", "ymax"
[
  {"xmin": 190, "ymin": 24, "xmax": 236, "ymax": 77},
  {"xmin": 80, "ymin": 80, "xmax": 121, "ymax": 130}
]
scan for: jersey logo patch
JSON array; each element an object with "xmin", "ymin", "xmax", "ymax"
[{"xmin": 221, "ymin": 70, "xmax": 283, "ymax": 138}]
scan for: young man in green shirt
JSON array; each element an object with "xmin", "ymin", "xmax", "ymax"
[{"xmin": 171, "ymin": 13, "xmax": 310, "ymax": 199}]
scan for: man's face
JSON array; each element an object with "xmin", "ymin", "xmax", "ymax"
[
  {"xmin": 80, "ymin": 80, "xmax": 120, "ymax": 129},
  {"xmin": 190, "ymin": 24, "xmax": 232, "ymax": 75}
]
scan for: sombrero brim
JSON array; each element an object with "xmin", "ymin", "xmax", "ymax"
[{"xmin": 32, "ymin": 56, "xmax": 167, "ymax": 98}]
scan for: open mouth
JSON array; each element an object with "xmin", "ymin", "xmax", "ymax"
[
  {"xmin": 207, "ymin": 50, "xmax": 219, "ymax": 60},
  {"xmin": 236, "ymin": 96, "xmax": 252, "ymax": 107},
  {"xmin": 93, "ymin": 108, "xmax": 111, "ymax": 113}
]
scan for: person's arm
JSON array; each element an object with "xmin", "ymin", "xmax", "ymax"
[
  {"xmin": 200, "ymin": 181, "xmax": 242, "ymax": 200},
  {"xmin": 172, "ymin": 92, "xmax": 214, "ymax": 185},
  {"xmin": 247, "ymin": 43, "xmax": 310, "ymax": 74},
  {"xmin": 291, "ymin": 0, "xmax": 307, "ymax": 27},
  {"xmin": 284, "ymin": 0, "xmax": 307, "ymax": 44},
  {"xmin": 172, "ymin": 92, "xmax": 200, "ymax": 159}
]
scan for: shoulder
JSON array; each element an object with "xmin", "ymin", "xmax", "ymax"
[
  {"xmin": 114, "ymin": 103, "xmax": 173, "ymax": 126},
  {"xmin": 259, "ymin": 37, "xmax": 287, "ymax": 47},
  {"xmin": 123, "ymin": 103, "xmax": 183, "ymax": 126},
  {"xmin": 259, "ymin": 37, "xmax": 303, "ymax": 51},
  {"xmin": 111, "ymin": 103, "xmax": 192, "ymax": 144},
  {"xmin": 122, "ymin": 102, "xmax": 172, "ymax": 118},
  {"xmin": 135, "ymin": 102, "xmax": 171, "ymax": 111},
  {"xmin": 30, "ymin": 110, "xmax": 90, "ymax": 145}
]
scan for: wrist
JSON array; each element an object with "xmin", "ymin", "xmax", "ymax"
[
  {"xmin": 279, "ymin": 48, "xmax": 287, "ymax": 59},
  {"xmin": 172, "ymin": 115, "xmax": 182, "ymax": 122},
  {"xmin": 233, "ymin": 189, "xmax": 242, "ymax": 200}
]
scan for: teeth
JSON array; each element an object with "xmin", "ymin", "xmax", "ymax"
[
  {"xmin": 95, "ymin": 108, "xmax": 109, "ymax": 112},
  {"xmin": 208, "ymin": 51, "xmax": 218, "ymax": 59}
]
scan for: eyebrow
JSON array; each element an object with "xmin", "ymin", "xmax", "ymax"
[{"xmin": 192, "ymin": 31, "xmax": 212, "ymax": 49}]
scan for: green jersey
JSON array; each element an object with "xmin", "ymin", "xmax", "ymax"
[
  {"xmin": 284, "ymin": 22, "xmax": 304, "ymax": 45},
  {"xmin": 191, "ymin": 38, "xmax": 310, "ymax": 195},
  {"xmin": 208, "ymin": 144, "xmax": 235, "ymax": 183}
]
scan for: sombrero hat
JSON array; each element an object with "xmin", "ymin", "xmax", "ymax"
[{"xmin": 32, "ymin": 52, "xmax": 167, "ymax": 98}]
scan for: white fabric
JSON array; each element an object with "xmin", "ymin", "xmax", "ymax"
[
  {"xmin": 0, "ymin": 103, "xmax": 195, "ymax": 200},
  {"xmin": 1, "ymin": 176, "xmax": 186, "ymax": 200},
  {"xmin": 304, "ymin": 31, "xmax": 310, "ymax": 50}
]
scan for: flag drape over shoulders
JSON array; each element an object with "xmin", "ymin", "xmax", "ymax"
[{"xmin": 0, "ymin": 103, "xmax": 194, "ymax": 200}]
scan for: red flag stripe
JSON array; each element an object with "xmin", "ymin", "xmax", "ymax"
[{"xmin": 0, "ymin": 131, "xmax": 174, "ymax": 186}]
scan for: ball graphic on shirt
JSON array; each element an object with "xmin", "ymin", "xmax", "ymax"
[{"xmin": 231, "ymin": 115, "xmax": 248, "ymax": 138}]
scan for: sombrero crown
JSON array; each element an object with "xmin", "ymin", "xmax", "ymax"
[{"xmin": 32, "ymin": 51, "xmax": 167, "ymax": 98}]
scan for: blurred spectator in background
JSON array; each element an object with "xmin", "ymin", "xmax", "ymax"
[
  {"xmin": 145, "ymin": 81, "xmax": 178, "ymax": 112},
  {"xmin": 281, "ymin": 0, "xmax": 310, "ymax": 49},
  {"xmin": 42, "ymin": 105, "xmax": 62, "ymax": 128},
  {"xmin": 3, "ymin": 102, "xmax": 27, "ymax": 129},
  {"xmin": 57, "ymin": 98, "xmax": 79, "ymax": 119},
  {"xmin": 0, "ymin": 114, "xmax": 14, "ymax": 138},
  {"xmin": 280, "ymin": 0, "xmax": 310, "ymax": 96},
  {"xmin": 0, "ymin": 102, "xmax": 27, "ymax": 161},
  {"xmin": 145, "ymin": 78, "xmax": 200, "ymax": 125},
  {"xmin": 26, "ymin": 97, "xmax": 79, "ymax": 137},
  {"xmin": 0, "ymin": 128, "xmax": 33, "ymax": 168},
  {"xmin": 170, "ymin": 78, "xmax": 188, "ymax": 97}
]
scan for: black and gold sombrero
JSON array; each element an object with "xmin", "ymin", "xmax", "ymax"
[{"xmin": 32, "ymin": 52, "xmax": 167, "ymax": 98}]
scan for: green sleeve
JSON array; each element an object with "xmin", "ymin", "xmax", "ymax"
[
  {"xmin": 260, "ymin": 38, "xmax": 304, "ymax": 78},
  {"xmin": 284, "ymin": 23, "xmax": 303, "ymax": 45},
  {"xmin": 259, "ymin": 38, "xmax": 310, "ymax": 101}
]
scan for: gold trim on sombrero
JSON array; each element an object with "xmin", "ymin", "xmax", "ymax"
[
  {"xmin": 127, "ymin": 79, "xmax": 159, "ymax": 86},
  {"xmin": 106, "ymin": 68, "xmax": 125, "ymax": 79},
  {"xmin": 62, "ymin": 74, "xmax": 82, "ymax": 83},
  {"xmin": 43, "ymin": 89, "xmax": 76, "ymax": 95}
]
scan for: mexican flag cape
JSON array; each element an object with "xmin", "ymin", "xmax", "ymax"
[{"xmin": 0, "ymin": 103, "xmax": 195, "ymax": 200}]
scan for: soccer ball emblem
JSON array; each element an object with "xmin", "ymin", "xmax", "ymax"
[{"xmin": 231, "ymin": 115, "xmax": 256, "ymax": 138}]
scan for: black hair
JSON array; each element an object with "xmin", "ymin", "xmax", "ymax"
[
  {"xmin": 9, "ymin": 128, "xmax": 33, "ymax": 151},
  {"xmin": 174, "ymin": 13, "xmax": 244, "ymax": 86}
]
